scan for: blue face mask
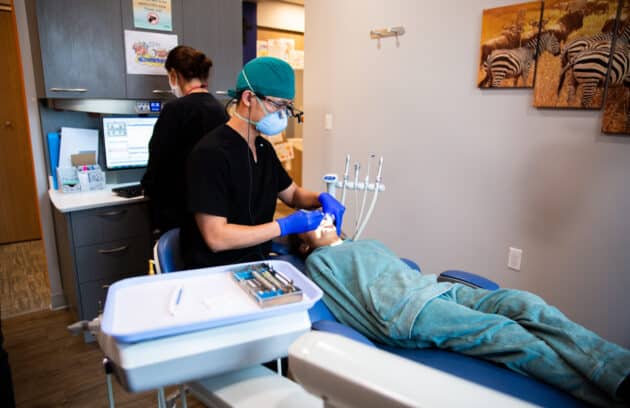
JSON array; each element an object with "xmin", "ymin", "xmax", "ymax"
[
  {"xmin": 234, "ymin": 96, "xmax": 289, "ymax": 136},
  {"xmin": 254, "ymin": 97, "xmax": 288, "ymax": 135}
]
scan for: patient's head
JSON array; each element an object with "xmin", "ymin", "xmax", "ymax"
[{"xmin": 288, "ymin": 213, "xmax": 341, "ymax": 257}]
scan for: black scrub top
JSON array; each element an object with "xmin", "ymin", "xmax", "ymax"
[
  {"xmin": 141, "ymin": 93, "xmax": 228, "ymax": 233},
  {"xmin": 181, "ymin": 124, "xmax": 293, "ymax": 268}
]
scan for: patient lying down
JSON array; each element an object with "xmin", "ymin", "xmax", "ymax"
[{"xmin": 289, "ymin": 223, "xmax": 630, "ymax": 407}]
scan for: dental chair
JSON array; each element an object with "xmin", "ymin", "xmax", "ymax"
[
  {"xmin": 156, "ymin": 231, "xmax": 588, "ymax": 407},
  {"xmin": 271, "ymin": 249, "xmax": 589, "ymax": 408}
]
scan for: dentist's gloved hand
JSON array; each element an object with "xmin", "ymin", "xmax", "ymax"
[
  {"xmin": 318, "ymin": 193, "xmax": 345, "ymax": 235},
  {"xmin": 276, "ymin": 210, "xmax": 324, "ymax": 236}
]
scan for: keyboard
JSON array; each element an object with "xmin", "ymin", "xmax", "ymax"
[{"xmin": 112, "ymin": 183, "xmax": 144, "ymax": 198}]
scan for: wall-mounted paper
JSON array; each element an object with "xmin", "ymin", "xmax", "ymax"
[
  {"xmin": 59, "ymin": 127, "xmax": 99, "ymax": 168},
  {"xmin": 133, "ymin": 0, "xmax": 172, "ymax": 31},
  {"xmin": 125, "ymin": 29, "xmax": 178, "ymax": 75}
]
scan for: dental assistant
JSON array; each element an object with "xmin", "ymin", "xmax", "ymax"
[
  {"xmin": 142, "ymin": 45, "xmax": 228, "ymax": 234},
  {"xmin": 181, "ymin": 57, "xmax": 345, "ymax": 268}
]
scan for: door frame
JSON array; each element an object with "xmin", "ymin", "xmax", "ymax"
[{"xmin": 12, "ymin": 0, "xmax": 65, "ymax": 309}]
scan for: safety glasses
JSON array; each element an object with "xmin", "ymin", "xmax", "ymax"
[{"xmin": 259, "ymin": 95, "xmax": 304, "ymax": 123}]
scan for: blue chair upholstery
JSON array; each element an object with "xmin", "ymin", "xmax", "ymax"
[{"xmin": 155, "ymin": 228, "xmax": 186, "ymax": 273}]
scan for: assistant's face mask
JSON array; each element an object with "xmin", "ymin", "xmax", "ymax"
[{"xmin": 169, "ymin": 78, "xmax": 183, "ymax": 98}]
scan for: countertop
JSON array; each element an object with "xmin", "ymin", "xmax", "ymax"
[{"xmin": 49, "ymin": 184, "xmax": 148, "ymax": 213}]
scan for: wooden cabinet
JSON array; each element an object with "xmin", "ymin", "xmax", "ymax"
[
  {"xmin": 182, "ymin": 0, "xmax": 242, "ymax": 95},
  {"xmin": 53, "ymin": 202, "xmax": 152, "ymax": 342},
  {"xmin": 29, "ymin": 0, "xmax": 241, "ymax": 100},
  {"xmin": 34, "ymin": 0, "xmax": 127, "ymax": 98}
]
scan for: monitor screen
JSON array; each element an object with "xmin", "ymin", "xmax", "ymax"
[{"xmin": 102, "ymin": 116, "xmax": 157, "ymax": 170}]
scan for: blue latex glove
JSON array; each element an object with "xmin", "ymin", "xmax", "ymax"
[
  {"xmin": 277, "ymin": 210, "xmax": 324, "ymax": 236},
  {"xmin": 319, "ymin": 192, "xmax": 345, "ymax": 235}
]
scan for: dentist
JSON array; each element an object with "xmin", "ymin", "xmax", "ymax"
[{"xmin": 181, "ymin": 57, "xmax": 345, "ymax": 268}]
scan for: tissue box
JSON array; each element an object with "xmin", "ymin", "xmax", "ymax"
[
  {"xmin": 57, "ymin": 165, "xmax": 106, "ymax": 192},
  {"xmin": 57, "ymin": 167, "xmax": 81, "ymax": 193}
]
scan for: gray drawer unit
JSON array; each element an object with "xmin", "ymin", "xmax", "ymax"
[
  {"xmin": 53, "ymin": 202, "xmax": 152, "ymax": 342},
  {"xmin": 75, "ymin": 237, "xmax": 151, "ymax": 283},
  {"xmin": 72, "ymin": 204, "xmax": 150, "ymax": 247}
]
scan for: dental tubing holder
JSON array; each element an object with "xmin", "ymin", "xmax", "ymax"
[
  {"xmin": 323, "ymin": 154, "xmax": 385, "ymax": 240},
  {"xmin": 322, "ymin": 174, "xmax": 386, "ymax": 197},
  {"xmin": 231, "ymin": 262, "xmax": 303, "ymax": 308}
]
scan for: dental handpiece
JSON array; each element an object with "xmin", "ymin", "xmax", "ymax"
[
  {"xmin": 262, "ymin": 271, "xmax": 285, "ymax": 291},
  {"xmin": 340, "ymin": 154, "xmax": 351, "ymax": 206},
  {"xmin": 252, "ymin": 270, "xmax": 276, "ymax": 291},
  {"xmin": 273, "ymin": 270, "xmax": 296, "ymax": 292}
]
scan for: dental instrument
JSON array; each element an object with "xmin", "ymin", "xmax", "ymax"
[
  {"xmin": 322, "ymin": 154, "xmax": 386, "ymax": 239},
  {"xmin": 168, "ymin": 285, "xmax": 183, "ymax": 316},
  {"xmin": 353, "ymin": 162, "xmax": 361, "ymax": 230},
  {"xmin": 323, "ymin": 174, "xmax": 338, "ymax": 197},
  {"xmin": 340, "ymin": 154, "xmax": 351, "ymax": 206},
  {"xmin": 356, "ymin": 154, "xmax": 375, "ymax": 234},
  {"xmin": 354, "ymin": 156, "xmax": 384, "ymax": 240},
  {"xmin": 252, "ymin": 270, "xmax": 277, "ymax": 291}
]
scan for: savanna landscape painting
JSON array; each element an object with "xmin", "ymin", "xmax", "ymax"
[
  {"xmin": 602, "ymin": 1, "xmax": 630, "ymax": 134},
  {"xmin": 533, "ymin": 0, "xmax": 621, "ymax": 109},
  {"xmin": 478, "ymin": 2, "xmax": 545, "ymax": 88}
]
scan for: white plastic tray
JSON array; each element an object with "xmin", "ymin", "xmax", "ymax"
[{"xmin": 100, "ymin": 260, "xmax": 322, "ymax": 343}]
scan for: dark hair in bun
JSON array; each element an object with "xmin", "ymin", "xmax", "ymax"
[{"xmin": 165, "ymin": 45, "xmax": 213, "ymax": 82}]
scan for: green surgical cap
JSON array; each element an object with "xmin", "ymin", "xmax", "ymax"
[{"xmin": 228, "ymin": 57, "xmax": 295, "ymax": 100}]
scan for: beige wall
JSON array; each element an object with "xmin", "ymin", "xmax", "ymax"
[
  {"xmin": 258, "ymin": 1, "xmax": 304, "ymax": 32},
  {"xmin": 304, "ymin": 0, "xmax": 630, "ymax": 347}
]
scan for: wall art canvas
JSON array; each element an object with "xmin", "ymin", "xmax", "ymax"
[
  {"xmin": 533, "ymin": 0, "xmax": 621, "ymax": 109},
  {"xmin": 478, "ymin": 1, "xmax": 544, "ymax": 89},
  {"xmin": 601, "ymin": 1, "xmax": 630, "ymax": 133}
]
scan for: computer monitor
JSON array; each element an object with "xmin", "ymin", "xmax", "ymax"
[{"xmin": 102, "ymin": 116, "xmax": 158, "ymax": 170}]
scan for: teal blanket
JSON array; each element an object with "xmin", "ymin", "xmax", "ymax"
[
  {"xmin": 305, "ymin": 240, "xmax": 630, "ymax": 407},
  {"xmin": 306, "ymin": 240, "xmax": 451, "ymax": 346}
]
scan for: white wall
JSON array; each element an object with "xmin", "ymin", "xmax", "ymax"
[
  {"xmin": 258, "ymin": 1, "xmax": 305, "ymax": 32},
  {"xmin": 14, "ymin": 0, "xmax": 65, "ymax": 309},
  {"xmin": 304, "ymin": 0, "xmax": 630, "ymax": 347}
]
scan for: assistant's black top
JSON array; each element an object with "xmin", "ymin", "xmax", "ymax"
[
  {"xmin": 181, "ymin": 124, "xmax": 293, "ymax": 268},
  {"xmin": 141, "ymin": 93, "xmax": 228, "ymax": 233}
]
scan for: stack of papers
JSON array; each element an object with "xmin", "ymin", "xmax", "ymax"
[{"xmin": 59, "ymin": 127, "xmax": 98, "ymax": 168}]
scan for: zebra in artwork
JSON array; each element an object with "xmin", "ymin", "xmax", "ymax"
[
  {"xmin": 478, "ymin": 32, "xmax": 561, "ymax": 88},
  {"xmin": 557, "ymin": 41, "xmax": 630, "ymax": 107},
  {"xmin": 560, "ymin": 22, "xmax": 630, "ymax": 68}
]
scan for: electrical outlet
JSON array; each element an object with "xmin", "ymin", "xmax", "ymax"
[{"xmin": 508, "ymin": 247, "xmax": 522, "ymax": 271}]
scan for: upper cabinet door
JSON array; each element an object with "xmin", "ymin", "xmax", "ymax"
[
  {"xmin": 120, "ymin": 0, "xmax": 183, "ymax": 99},
  {"xmin": 182, "ymin": 0, "xmax": 242, "ymax": 96},
  {"xmin": 36, "ymin": 0, "xmax": 126, "ymax": 99}
]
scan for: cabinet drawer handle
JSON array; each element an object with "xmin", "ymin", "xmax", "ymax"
[
  {"xmin": 152, "ymin": 89, "xmax": 172, "ymax": 94},
  {"xmin": 97, "ymin": 209, "xmax": 127, "ymax": 217},
  {"xmin": 98, "ymin": 246, "xmax": 128, "ymax": 254},
  {"xmin": 49, "ymin": 88, "xmax": 88, "ymax": 93}
]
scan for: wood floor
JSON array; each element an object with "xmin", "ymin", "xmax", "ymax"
[
  {"xmin": 0, "ymin": 240, "xmax": 50, "ymax": 319},
  {"xmin": 3, "ymin": 309, "xmax": 205, "ymax": 407}
]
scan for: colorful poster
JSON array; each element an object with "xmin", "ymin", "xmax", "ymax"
[
  {"xmin": 133, "ymin": 0, "xmax": 173, "ymax": 31},
  {"xmin": 124, "ymin": 30, "xmax": 178, "ymax": 75}
]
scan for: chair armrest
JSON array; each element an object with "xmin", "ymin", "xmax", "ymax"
[
  {"xmin": 311, "ymin": 320, "xmax": 376, "ymax": 347},
  {"xmin": 438, "ymin": 270, "xmax": 500, "ymax": 291},
  {"xmin": 400, "ymin": 257, "xmax": 421, "ymax": 272}
]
